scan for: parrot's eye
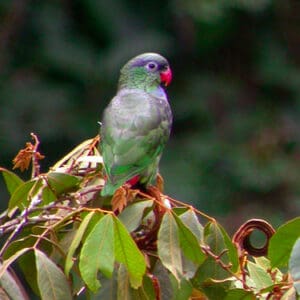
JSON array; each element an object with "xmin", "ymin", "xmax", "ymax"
[{"xmin": 146, "ymin": 62, "xmax": 158, "ymax": 71}]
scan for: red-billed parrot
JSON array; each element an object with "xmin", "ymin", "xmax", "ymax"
[{"xmin": 100, "ymin": 53, "xmax": 173, "ymax": 196}]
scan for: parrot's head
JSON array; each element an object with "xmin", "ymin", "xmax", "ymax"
[{"xmin": 118, "ymin": 53, "xmax": 172, "ymax": 91}]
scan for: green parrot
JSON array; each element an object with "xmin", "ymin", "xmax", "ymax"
[{"xmin": 100, "ymin": 53, "xmax": 173, "ymax": 196}]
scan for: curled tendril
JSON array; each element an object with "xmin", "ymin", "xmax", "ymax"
[{"xmin": 232, "ymin": 218, "xmax": 275, "ymax": 257}]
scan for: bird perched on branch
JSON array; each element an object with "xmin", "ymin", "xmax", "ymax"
[{"xmin": 100, "ymin": 53, "xmax": 173, "ymax": 196}]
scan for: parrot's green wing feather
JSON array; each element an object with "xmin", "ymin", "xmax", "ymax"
[{"xmin": 100, "ymin": 89, "xmax": 172, "ymax": 196}]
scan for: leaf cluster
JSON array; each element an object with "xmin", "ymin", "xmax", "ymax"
[
  {"xmin": 0, "ymin": 135, "xmax": 299, "ymax": 299},
  {"xmin": 2, "ymin": 1, "xmax": 300, "ymax": 221}
]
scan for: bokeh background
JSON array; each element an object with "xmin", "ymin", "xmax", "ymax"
[{"xmin": 1, "ymin": 0, "xmax": 300, "ymax": 232}]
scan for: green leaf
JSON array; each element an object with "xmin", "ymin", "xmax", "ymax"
[
  {"xmin": 194, "ymin": 273, "xmax": 228, "ymax": 300},
  {"xmin": 253, "ymin": 256, "xmax": 271, "ymax": 270},
  {"xmin": 8, "ymin": 178, "xmax": 43, "ymax": 212},
  {"xmin": 247, "ymin": 261, "xmax": 273, "ymax": 292},
  {"xmin": 46, "ymin": 172, "xmax": 80, "ymax": 195},
  {"xmin": 3, "ymin": 235, "xmax": 35, "ymax": 261},
  {"xmin": 218, "ymin": 223, "xmax": 239, "ymax": 272},
  {"xmin": 88, "ymin": 270, "xmax": 118, "ymax": 300},
  {"xmin": 0, "ymin": 264, "xmax": 29, "ymax": 300},
  {"xmin": 81, "ymin": 211, "xmax": 104, "ymax": 241},
  {"xmin": 65, "ymin": 211, "xmax": 96, "ymax": 276},
  {"xmin": 116, "ymin": 267, "xmax": 156, "ymax": 300},
  {"xmin": 3, "ymin": 235, "xmax": 51, "ymax": 296},
  {"xmin": 35, "ymin": 249, "xmax": 72, "ymax": 300},
  {"xmin": 289, "ymin": 237, "xmax": 300, "ymax": 294},
  {"xmin": 269, "ymin": 217, "xmax": 300, "ymax": 268},
  {"xmin": 205, "ymin": 221, "xmax": 238, "ymax": 272},
  {"xmin": 18, "ymin": 250, "xmax": 40, "ymax": 296},
  {"xmin": 170, "ymin": 275, "xmax": 193, "ymax": 300},
  {"xmin": 178, "ymin": 209, "xmax": 204, "ymax": 242},
  {"xmin": 152, "ymin": 260, "xmax": 173, "ymax": 299},
  {"xmin": 224, "ymin": 289, "xmax": 256, "ymax": 299},
  {"xmin": 0, "ymin": 168, "xmax": 24, "ymax": 196},
  {"xmin": 157, "ymin": 211, "xmax": 182, "ymax": 281},
  {"xmin": 134, "ymin": 275, "xmax": 156, "ymax": 300},
  {"xmin": 113, "ymin": 216, "xmax": 146, "ymax": 289},
  {"xmin": 117, "ymin": 264, "xmax": 132, "ymax": 300},
  {"xmin": 118, "ymin": 200, "xmax": 153, "ymax": 232},
  {"xmin": 192, "ymin": 222, "xmax": 235, "ymax": 296},
  {"xmin": 41, "ymin": 186, "xmax": 57, "ymax": 204},
  {"xmin": 0, "ymin": 248, "xmax": 31, "ymax": 278},
  {"xmin": 79, "ymin": 214, "xmax": 114, "ymax": 292},
  {"xmin": 191, "ymin": 257, "xmax": 229, "ymax": 298},
  {"xmin": 171, "ymin": 207, "xmax": 189, "ymax": 216},
  {"xmin": 176, "ymin": 209, "xmax": 206, "ymax": 278},
  {"xmin": 173, "ymin": 212, "xmax": 206, "ymax": 264}
]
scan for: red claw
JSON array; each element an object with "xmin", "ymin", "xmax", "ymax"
[{"xmin": 160, "ymin": 67, "xmax": 172, "ymax": 86}]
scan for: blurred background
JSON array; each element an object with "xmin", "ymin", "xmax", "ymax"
[{"xmin": 1, "ymin": 0, "xmax": 300, "ymax": 232}]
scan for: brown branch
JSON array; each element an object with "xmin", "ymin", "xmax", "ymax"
[
  {"xmin": 30, "ymin": 133, "xmax": 44, "ymax": 178},
  {"xmin": 200, "ymin": 244, "xmax": 252, "ymax": 291},
  {"xmin": 232, "ymin": 219, "xmax": 275, "ymax": 257},
  {"xmin": 0, "ymin": 200, "xmax": 78, "ymax": 238},
  {"xmin": 165, "ymin": 195, "xmax": 216, "ymax": 222}
]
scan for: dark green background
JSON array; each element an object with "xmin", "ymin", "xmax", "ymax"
[{"xmin": 1, "ymin": 0, "xmax": 300, "ymax": 232}]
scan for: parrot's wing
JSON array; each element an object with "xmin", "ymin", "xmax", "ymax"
[{"xmin": 101, "ymin": 89, "xmax": 172, "ymax": 186}]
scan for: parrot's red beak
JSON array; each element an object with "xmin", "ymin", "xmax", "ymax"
[{"xmin": 160, "ymin": 67, "xmax": 172, "ymax": 86}]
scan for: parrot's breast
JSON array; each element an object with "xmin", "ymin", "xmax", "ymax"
[{"xmin": 100, "ymin": 87, "xmax": 172, "ymax": 194}]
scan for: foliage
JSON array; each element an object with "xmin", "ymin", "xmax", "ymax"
[
  {"xmin": 1, "ymin": 0, "xmax": 300, "ymax": 224},
  {"xmin": 0, "ymin": 135, "xmax": 299, "ymax": 299}
]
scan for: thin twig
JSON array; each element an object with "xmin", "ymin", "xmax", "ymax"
[
  {"xmin": 30, "ymin": 133, "xmax": 41, "ymax": 178},
  {"xmin": 165, "ymin": 195, "xmax": 216, "ymax": 222},
  {"xmin": 200, "ymin": 244, "xmax": 252, "ymax": 291},
  {"xmin": 0, "ymin": 210, "xmax": 28, "ymax": 257}
]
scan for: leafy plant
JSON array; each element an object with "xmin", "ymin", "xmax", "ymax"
[{"xmin": 0, "ymin": 134, "xmax": 299, "ymax": 299}]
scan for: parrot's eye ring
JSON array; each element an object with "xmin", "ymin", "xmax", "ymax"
[{"xmin": 146, "ymin": 62, "xmax": 158, "ymax": 71}]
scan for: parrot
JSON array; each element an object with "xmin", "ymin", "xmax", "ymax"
[{"xmin": 100, "ymin": 52, "xmax": 173, "ymax": 196}]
